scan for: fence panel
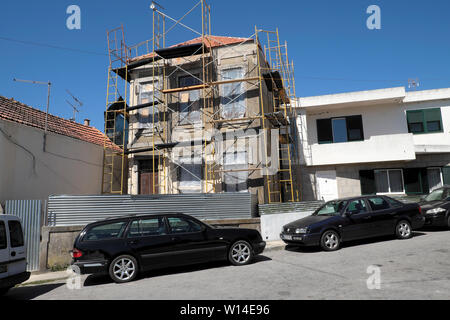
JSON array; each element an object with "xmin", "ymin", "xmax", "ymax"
[{"xmin": 5, "ymin": 200, "xmax": 42, "ymax": 272}]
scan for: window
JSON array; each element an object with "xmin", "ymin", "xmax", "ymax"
[
  {"xmin": 427, "ymin": 168, "xmax": 443, "ymax": 192},
  {"xmin": 314, "ymin": 200, "xmax": 348, "ymax": 216},
  {"xmin": 127, "ymin": 217, "xmax": 167, "ymax": 237},
  {"xmin": 374, "ymin": 169, "xmax": 404, "ymax": 194},
  {"xmin": 8, "ymin": 220, "xmax": 24, "ymax": 248},
  {"xmin": 178, "ymin": 75, "xmax": 201, "ymax": 125},
  {"xmin": 167, "ymin": 217, "xmax": 203, "ymax": 234},
  {"xmin": 346, "ymin": 199, "xmax": 368, "ymax": 214},
  {"xmin": 406, "ymin": 108, "xmax": 443, "ymax": 134},
  {"xmin": 178, "ymin": 156, "xmax": 202, "ymax": 193},
  {"xmin": 223, "ymin": 151, "xmax": 248, "ymax": 192},
  {"xmin": 84, "ymin": 222, "xmax": 127, "ymax": 241},
  {"xmin": 0, "ymin": 222, "xmax": 6, "ymax": 249},
  {"xmin": 317, "ymin": 115, "xmax": 364, "ymax": 144},
  {"xmin": 367, "ymin": 197, "xmax": 390, "ymax": 211},
  {"xmin": 138, "ymin": 81, "xmax": 159, "ymax": 129},
  {"xmin": 220, "ymin": 67, "xmax": 246, "ymax": 119}
]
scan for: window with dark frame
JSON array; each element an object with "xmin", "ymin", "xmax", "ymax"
[
  {"xmin": 406, "ymin": 108, "xmax": 443, "ymax": 134},
  {"xmin": 317, "ymin": 115, "xmax": 364, "ymax": 144},
  {"xmin": 8, "ymin": 220, "xmax": 24, "ymax": 248},
  {"xmin": 0, "ymin": 221, "xmax": 6, "ymax": 249}
]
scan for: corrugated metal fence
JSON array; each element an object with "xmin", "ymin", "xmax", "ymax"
[
  {"xmin": 47, "ymin": 193, "xmax": 258, "ymax": 227},
  {"xmin": 259, "ymin": 200, "xmax": 325, "ymax": 215},
  {"xmin": 5, "ymin": 200, "xmax": 42, "ymax": 272}
]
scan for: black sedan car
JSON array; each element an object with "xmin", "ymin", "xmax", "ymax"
[
  {"xmin": 71, "ymin": 213, "xmax": 265, "ymax": 283},
  {"xmin": 419, "ymin": 186, "xmax": 450, "ymax": 228},
  {"xmin": 280, "ymin": 195, "xmax": 425, "ymax": 251}
]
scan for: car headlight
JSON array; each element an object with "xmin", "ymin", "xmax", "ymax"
[
  {"xmin": 295, "ymin": 228, "xmax": 308, "ymax": 234},
  {"xmin": 426, "ymin": 207, "xmax": 446, "ymax": 214}
]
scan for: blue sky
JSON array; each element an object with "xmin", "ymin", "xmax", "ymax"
[{"xmin": 1, "ymin": 0, "xmax": 450, "ymax": 131}]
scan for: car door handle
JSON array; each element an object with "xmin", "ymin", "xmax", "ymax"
[{"xmin": 128, "ymin": 240, "xmax": 139, "ymax": 245}]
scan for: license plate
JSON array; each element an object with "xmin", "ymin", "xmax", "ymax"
[
  {"xmin": 0, "ymin": 265, "xmax": 7, "ymax": 274},
  {"xmin": 281, "ymin": 234, "xmax": 292, "ymax": 240}
]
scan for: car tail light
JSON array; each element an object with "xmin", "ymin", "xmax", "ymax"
[
  {"xmin": 418, "ymin": 206, "xmax": 423, "ymax": 214},
  {"xmin": 71, "ymin": 248, "xmax": 82, "ymax": 258}
]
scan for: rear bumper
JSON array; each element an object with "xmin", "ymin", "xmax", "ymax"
[
  {"xmin": 253, "ymin": 241, "xmax": 266, "ymax": 255},
  {"xmin": 412, "ymin": 215, "xmax": 426, "ymax": 229},
  {"xmin": 72, "ymin": 260, "xmax": 108, "ymax": 275},
  {"xmin": 0, "ymin": 271, "xmax": 30, "ymax": 289},
  {"xmin": 280, "ymin": 232, "xmax": 320, "ymax": 246}
]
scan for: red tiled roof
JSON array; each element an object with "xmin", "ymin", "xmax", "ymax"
[
  {"xmin": 129, "ymin": 35, "xmax": 253, "ymax": 63},
  {"xmin": 0, "ymin": 95, "xmax": 121, "ymax": 152}
]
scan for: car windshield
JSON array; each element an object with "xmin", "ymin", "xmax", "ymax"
[
  {"xmin": 423, "ymin": 189, "xmax": 446, "ymax": 202},
  {"xmin": 313, "ymin": 200, "xmax": 348, "ymax": 216}
]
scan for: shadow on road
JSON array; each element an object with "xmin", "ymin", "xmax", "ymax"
[
  {"xmin": 3, "ymin": 283, "xmax": 65, "ymax": 300},
  {"xmin": 83, "ymin": 254, "xmax": 272, "ymax": 287},
  {"xmin": 285, "ymin": 232, "xmax": 427, "ymax": 253}
]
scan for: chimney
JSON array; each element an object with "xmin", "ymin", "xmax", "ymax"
[{"xmin": 84, "ymin": 119, "xmax": 90, "ymax": 126}]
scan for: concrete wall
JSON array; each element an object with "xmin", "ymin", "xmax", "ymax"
[
  {"xmin": 260, "ymin": 212, "xmax": 312, "ymax": 241},
  {"xmin": 0, "ymin": 119, "xmax": 103, "ymax": 204}
]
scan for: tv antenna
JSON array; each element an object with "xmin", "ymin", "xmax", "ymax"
[
  {"xmin": 408, "ymin": 78, "xmax": 420, "ymax": 91},
  {"xmin": 65, "ymin": 89, "xmax": 83, "ymax": 122}
]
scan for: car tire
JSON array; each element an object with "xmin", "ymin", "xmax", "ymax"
[
  {"xmin": 447, "ymin": 215, "xmax": 450, "ymax": 229},
  {"xmin": 396, "ymin": 220, "xmax": 412, "ymax": 239},
  {"xmin": 320, "ymin": 230, "xmax": 340, "ymax": 251},
  {"xmin": 228, "ymin": 240, "xmax": 253, "ymax": 266},
  {"xmin": 109, "ymin": 255, "xmax": 139, "ymax": 284}
]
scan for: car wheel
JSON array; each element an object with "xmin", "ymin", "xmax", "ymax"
[
  {"xmin": 228, "ymin": 240, "xmax": 253, "ymax": 266},
  {"xmin": 396, "ymin": 220, "xmax": 412, "ymax": 239},
  {"xmin": 109, "ymin": 255, "xmax": 138, "ymax": 283},
  {"xmin": 447, "ymin": 215, "xmax": 450, "ymax": 229},
  {"xmin": 320, "ymin": 230, "xmax": 340, "ymax": 251}
]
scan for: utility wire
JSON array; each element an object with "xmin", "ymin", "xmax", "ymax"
[{"xmin": 0, "ymin": 36, "xmax": 107, "ymax": 56}]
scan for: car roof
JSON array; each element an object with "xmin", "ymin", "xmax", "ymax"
[
  {"xmin": 324, "ymin": 195, "xmax": 395, "ymax": 202},
  {"xmin": 89, "ymin": 212, "xmax": 187, "ymax": 225}
]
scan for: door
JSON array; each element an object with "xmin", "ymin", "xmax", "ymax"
[
  {"xmin": 126, "ymin": 217, "xmax": 173, "ymax": 269},
  {"xmin": 166, "ymin": 216, "xmax": 212, "ymax": 265},
  {"xmin": 0, "ymin": 220, "xmax": 9, "ymax": 279},
  {"xmin": 316, "ymin": 170, "xmax": 338, "ymax": 202},
  {"xmin": 342, "ymin": 199, "xmax": 376, "ymax": 240},
  {"xmin": 6, "ymin": 218, "xmax": 27, "ymax": 277},
  {"xmin": 140, "ymin": 172, "xmax": 159, "ymax": 195},
  {"xmin": 366, "ymin": 196, "xmax": 396, "ymax": 236}
]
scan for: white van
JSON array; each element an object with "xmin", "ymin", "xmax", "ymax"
[{"xmin": 0, "ymin": 214, "xmax": 30, "ymax": 295}]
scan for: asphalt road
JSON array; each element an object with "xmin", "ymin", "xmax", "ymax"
[{"xmin": 5, "ymin": 227, "xmax": 450, "ymax": 300}]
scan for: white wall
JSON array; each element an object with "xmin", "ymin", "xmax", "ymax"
[
  {"xmin": 0, "ymin": 119, "xmax": 103, "ymax": 203},
  {"xmin": 301, "ymin": 103, "xmax": 416, "ymax": 166},
  {"xmin": 260, "ymin": 211, "xmax": 313, "ymax": 241}
]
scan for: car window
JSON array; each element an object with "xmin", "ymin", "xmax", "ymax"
[
  {"xmin": 167, "ymin": 217, "xmax": 202, "ymax": 234},
  {"xmin": 424, "ymin": 189, "xmax": 445, "ymax": 202},
  {"xmin": 84, "ymin": 222, "xmax": 127, "ymax": 241},
  {"xmin": 127, "ymin": 217, "xmax": 167, "ymax": 237},
  {"xmin": 346, "ymin": 199, "xmax": 368, "ymax": 214},
  {"xmin": 0, "ymin": 221, "xmax": 7, "ymax": 249},
  {"xmin": 8, "ymin": 220, "xmax": 24, "ymax": 248},
  {"xmin": 314, "ymin": 200, "xmax": 348, "ymax": 216},
  {"xmin": 367, "ymin": 197, "xmax": 390, "ymax": 211}
]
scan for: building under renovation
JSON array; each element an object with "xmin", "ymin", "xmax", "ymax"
[{"xmin": 102, "ymin": 1, "xmax": 301, "ymax": 204}]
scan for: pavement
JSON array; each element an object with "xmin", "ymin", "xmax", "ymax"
[{"xmin": 6, "ymin": 229, "xmax": 450, "ymax": 300}]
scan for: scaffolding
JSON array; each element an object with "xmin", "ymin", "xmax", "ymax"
[{"xmin": 101, "ymin": 0, "xmax": 301, "ymax": 203}]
